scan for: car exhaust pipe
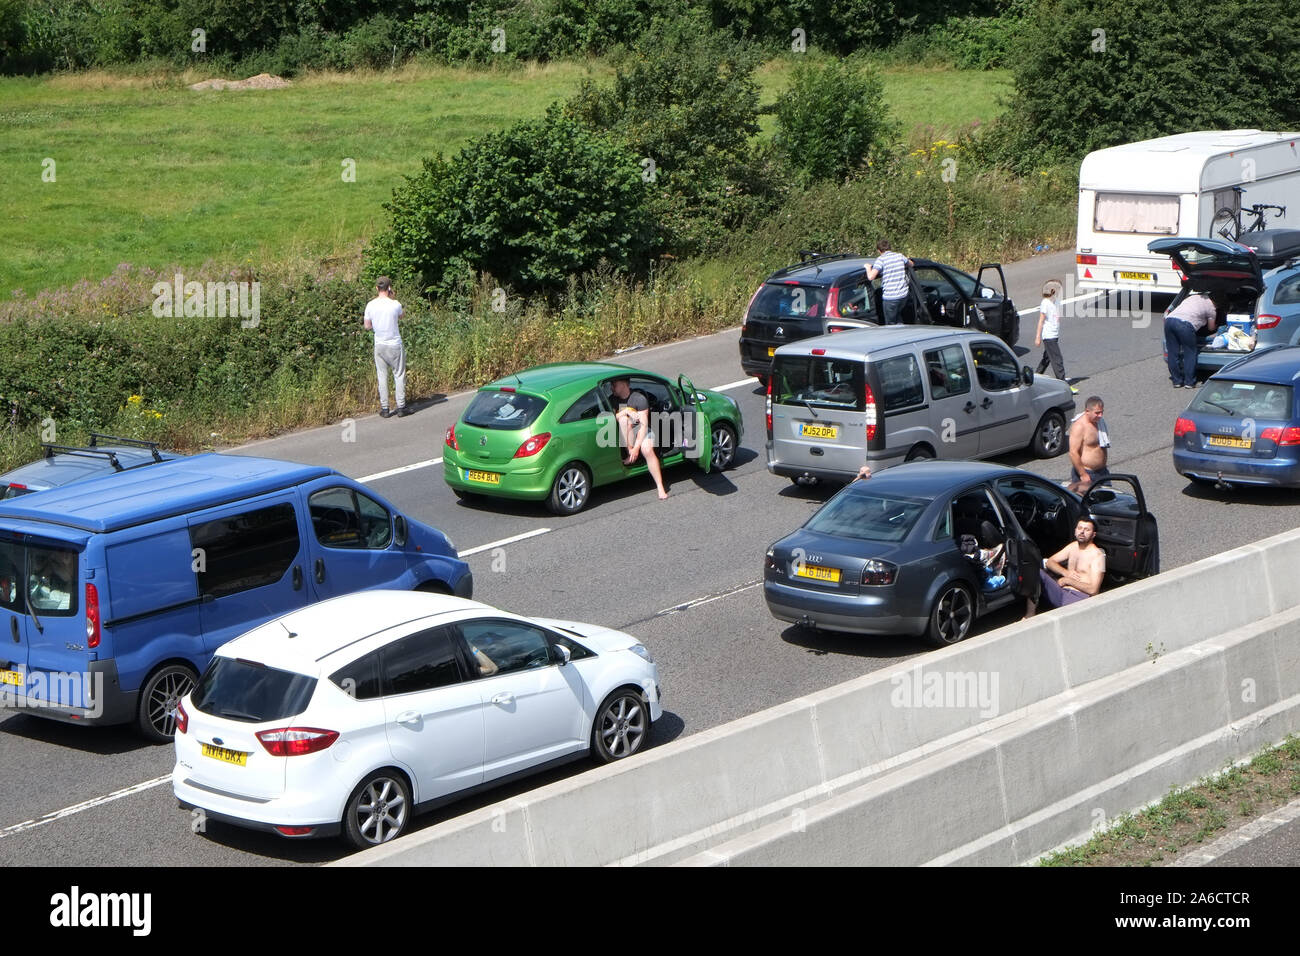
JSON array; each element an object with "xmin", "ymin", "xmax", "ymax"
[{"xmin": 1215, "ymin": 471, "xmax": 1231, "ymax": 491}]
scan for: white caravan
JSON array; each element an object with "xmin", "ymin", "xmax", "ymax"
[{"xmin": 1076, "ymin": 130, "xmax": 1300, "ymax": 294}]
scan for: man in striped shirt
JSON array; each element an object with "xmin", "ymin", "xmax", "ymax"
[{"xmin": 866, "ymin": 240, "xmax": 914, "ymax": 326}]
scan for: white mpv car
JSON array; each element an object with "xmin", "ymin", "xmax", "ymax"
[{"xmin": 173, "ymin": 590, "xmax": 662, "ymax": 850}]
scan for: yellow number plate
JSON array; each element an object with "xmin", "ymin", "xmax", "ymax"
[
  {"xmin": 201, "ymin": 743, "xmax": 249, "ymax": 767},
  {"xmin": 1205, "ymin": 436, "xmax": 1252, "ymax": 449},
  {"xmin": 801, "ymin": 424, "xmax": 839, "ymax": 440},
  {"xmin": 0, "ymin": 669, "xmax": 23, "ymax": 687},
  {"xmin": 1118, "ymin": 271, "xmax": 1153, "ymax": 281},
  {"xmin": 795, "ymin": 564, "xmax": 841, "ymax": 583},
  {"xmin": 466, "ymin": 470, "xmax": 501, "ymax": 485},
  {"xmin": 767, "ymin": 347, "xmax": 776, "ymax": 357}
]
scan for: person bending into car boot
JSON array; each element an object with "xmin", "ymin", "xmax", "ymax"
[
  {"xmin": 611, "ymin": 378, "xmax": 668, "ymax": 500},
  {"xmin": 1023, "ymin": 516, "xmax": 1105, "ymax": 618}
]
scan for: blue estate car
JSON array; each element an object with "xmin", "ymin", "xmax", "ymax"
[{"xmin": 1173, "ymin": 346, "xmax": 1300, "ymax": 488}]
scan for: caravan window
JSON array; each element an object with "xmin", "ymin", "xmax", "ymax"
[{"xmin": 1093, "ymin": 193, "xmax": 1180, "ymax": 235}]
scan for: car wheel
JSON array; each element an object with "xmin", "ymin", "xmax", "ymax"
[
  {"xmin": 136, "ymin": 663, "xmax": 198, "ymax": 742},
  {"xmin": 591, "ymin": 688, "xmax": 650, "ymax": 763},
  {"xmin": 547, "ymin": 462, "xmax": 591, "ymax": 515},
  {"xmin": 1030, "ymin": 409, "xmax": 1067, "ymax": 458},
  {"xmin": 905, "ymin": 445, "xmax": 935, "ymax": 462},
  {"xmin": 343, "ymin": 771, "xmax": 411, "ymax": 851},
  {"xmin": 925, "ymin": 583, "xmax": 974, "ymax": 647},
  {"xmin": 711, "ymin": 422, "xmax": 738, "ymax": 470}
]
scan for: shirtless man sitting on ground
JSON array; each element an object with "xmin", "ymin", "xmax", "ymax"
[{"xmin": 1024, "ymin": 516, "xmax": 1105, "ymax": 618}]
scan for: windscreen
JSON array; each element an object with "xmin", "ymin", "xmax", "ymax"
[
  {"xmin": 805, "ymin": 489, "xmax": 928, "ymax": 542},
  {"xmin": 191, "ymin": 656, "xmax": 318, "ymax": 723},
  {"xmin": 463, "ymin": 390, "xmax": 548, "ymax": 430},
  {"xmin": 772, "ymin": 356, "xmax": 864, "ymax": 410}
]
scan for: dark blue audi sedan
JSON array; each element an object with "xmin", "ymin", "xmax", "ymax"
[
  {"xmin": 764, "ymin": 461, "xmax": 1159, "ymax": 646},
  {"xmin": 1173, "ymin": 346, "xmax": 1300, "ymax": 488}
]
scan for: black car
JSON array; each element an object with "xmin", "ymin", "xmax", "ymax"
[
  {"xmin": 764, "ymin": 461, "xmax": 1159, "ymax": 646},
  {"xmin": 739, "ymin": 252, "xmax": 1019, "ymax": 384}
]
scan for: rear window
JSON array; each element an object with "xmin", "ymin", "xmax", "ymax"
[
  {"xmin": 1192, "ymin": 380, "xmax": 1293, "ymax": 419},
  {"xmin": 1093, "ymin": 192, "xmax": 1179, "ymax": 235},
  {"xmin": 805, "ymin": 489, "xmax": 928, "ymax": 542},
  {"xmin": 750, "ymin": 283, "xmax": 829, "ymax": 318},
  {"xmin": 191, "ymin": 656, "xmax": 318, "ymax": 723},
  {"xmin": 773, "ymin": 356, "xmax": 863, "ymax": 410},
  {"xmin": 1, "ymin": 484, "xmax": 35, "ymax": 500},
  {"xmin": 464, "ymin": 390, "xmax": 547, "ymax": 430}
]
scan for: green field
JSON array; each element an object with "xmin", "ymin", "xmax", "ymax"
[{"xmin": 0, "ymin": 60, "xmax": 1011, "ymax": 296}]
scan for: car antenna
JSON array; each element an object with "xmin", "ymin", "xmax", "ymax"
[{"xmin": 280, "ymin": 621, "xmax": 298, "ymax": 640}]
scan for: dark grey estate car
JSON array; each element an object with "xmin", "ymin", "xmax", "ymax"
[{"xmin": 764, "ymin": 461, "xmax": 1159, "ymax": 646}]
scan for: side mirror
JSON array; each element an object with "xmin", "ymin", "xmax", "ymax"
[
  {"xmin": 394, "ymin": 514, "xmax": 408, "ymax": 548},
  {"xmin": 551, "ymin": 643, "xmax": 571, "ymax": 666},
  {"xmin": 1021, "ymin": 365, "xmax": 1035, "ymax": 386}
]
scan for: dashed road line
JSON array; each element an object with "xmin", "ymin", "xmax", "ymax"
[
  {"xmin": 458, "ymin": 528, "xmax": 552, "ymax": 557},
  {"xmin": 0, "ymin": 774, "xmax": 172, "ymax": 840},
  {"xmin": 359, "ymin": 457, "xmax": 442, "ymax": 483},
  {"xmin": 650, "ymin": 579, "xmax": 763, "ymax": 620}
]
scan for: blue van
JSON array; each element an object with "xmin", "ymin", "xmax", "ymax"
[{"xmin": 0, "ymin": 454, "xmax": 471, "ymax": 741}]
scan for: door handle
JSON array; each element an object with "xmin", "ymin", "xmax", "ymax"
[
  {"xmin": 490, "ymin": 693, "xmax": 514, "ymax": 707},
  {"xmin": 395, "ymin": 711, "xmax": 421, "ymax": 726},
  {"xmin": 980, "ymin": 398, "xmax": 993, "ymax": 409},
  {"xmin": 314, "ymin": 558, "xmax": 325, "ymax": 584},
  {"xmin": 292, "ymin": 565, "xmax": 303, "ymax": 591},
  {"xmin": 963, "ymin": 401, "xmax": 976, "ymax": 414},
  {"xmin": 9, "ymin": 617, "xmax": 17, "ymax": 643}
]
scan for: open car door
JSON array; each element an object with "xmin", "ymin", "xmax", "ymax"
[
  {"xmin": 1080, "ymin": 474, "xmax": 1160, "ymax": 581},
  {"xmin": 676, "ymin": 375, "xmax": 712, "ymax": 473}
]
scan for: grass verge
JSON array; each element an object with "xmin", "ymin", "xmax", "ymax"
[{"xmin": 1037, "ymin": 735, "xmax": 1300, "ymax": 866}]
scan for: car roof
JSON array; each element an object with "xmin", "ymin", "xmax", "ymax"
[
  {"xmin": 0, "ymin": 446, "xmax": 177, "ymax": 491},
  {"xmin": 775, "ymin": 324, "xmax": 995, "ymax": 359},
  {"xmin": 483, "ymin": 362, "xmax": 643, "ymax": 396},
  {"xmin": 216, "ymin": 591, "xmax": 499, "ymax": 674},
  {"xmin": 846, "ymin": 461, "xmax": 1033, "ymax": 497},
  {"xmin": 1213, "ymin": 345, "xmax": 1300, "ymax": 383},
  {"xmin": 0, "ymin": 453, "xmax": 334, "ymax": 534},
  {"xmin": 764, "ymin": 255, "xmax": 947, "ymax": 287}
]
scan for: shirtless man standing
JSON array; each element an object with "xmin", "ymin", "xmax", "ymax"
[
  {"xmin": 1068, "ymin": 396, "xmax": 1108, "ymax": 491},
  {"xmin": 1024, "ymin": 516, "xmax": 1106, "ymax": 617}
]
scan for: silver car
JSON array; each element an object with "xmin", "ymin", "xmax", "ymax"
[{"xmin": 765, "ymin": 327, "xmax": 1075, "ymax": 484}]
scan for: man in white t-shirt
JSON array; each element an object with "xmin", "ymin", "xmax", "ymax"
[
  {"xmin": 364, "ymin": 277, "xmax": 409, "ymax": 418},
  {"xmin": 1034, "ymin": 280, "xmax": 1077, "ymax": 394},
  {"xmin": 866, "ymin": 239, "xmax": 913, "ymax": 326}
]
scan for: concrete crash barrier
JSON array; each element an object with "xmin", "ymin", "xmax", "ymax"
[{"xmin": 341, "ymin": 528, "xmax": 1300, "ymax": 867}]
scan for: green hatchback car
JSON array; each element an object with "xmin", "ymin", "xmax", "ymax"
[{"xmin": 443, "ymin": 363, "xmax": 744, "ymax": 514}]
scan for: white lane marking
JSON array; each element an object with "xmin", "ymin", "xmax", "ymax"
[
  {"xmin": 0, "ymin": 773, "xmax": 172, "ymax": 840},
  {"xmin": 1017, "ymin": 290, "xmax": 1105, "ymax": 317},
  {"xmin": 459, "ymin": 528, "xmax": 552, "ymax": 557},
  {"xmin": 655, "ymin": 579, "xmax": 762, "ymax": 618},
  {"xmin": 358, "ymin": 376, "xmax": 756, "ymax": 483},
  {"xmin": 359, "ymin": 457, "xmax": 442, "ymax": 483}
]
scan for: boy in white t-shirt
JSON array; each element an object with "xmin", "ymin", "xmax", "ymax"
[
  {"xmin": 1034, "ymin": 280, "xmax": 1077, "ymax": 394},
  {"xmin": 364, "ymin": 276, "xmax": 409, "ymax": 417}
]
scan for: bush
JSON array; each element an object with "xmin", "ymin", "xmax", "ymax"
[
  {"xmin": 995, "ymin": 0, "xmax": 1300, "ymax": 168},
  {"xmin": 366, "ymin": 105, "xmax": 656, "ymax": 298},
  {"xmin": 773, "ymin": 57, "xmax": 896, "ymax": 185},
  {"xmin": 323, "ymin": 14, "xmax": 413, "ymax": 70}
]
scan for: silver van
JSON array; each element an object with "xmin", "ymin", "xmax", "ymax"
[{"xmin": 766, "ymin": 327, "xmax": 1075, "ymax": 483}]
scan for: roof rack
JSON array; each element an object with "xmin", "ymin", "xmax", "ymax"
[
  {"xmin": 797, "ymin": 250, "xmax": 856, "ymax": 265},
  {"xmin": 41, "ymin": 444, "xmax": 126, "ymax": 471},
  {"xmin": 88, "ymin": 432, "xmax": 164, "ymax": 462}
]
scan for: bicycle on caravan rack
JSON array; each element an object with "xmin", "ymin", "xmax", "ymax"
[{"xmin": 1212, "ymin": 186, "xmax": 1287, "ymax": 242}]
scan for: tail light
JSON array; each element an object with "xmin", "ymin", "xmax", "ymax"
[
  {"xmin": 764, "ymin": 549, "xmax": 779, "ymax": 572},
  {"xmin": 275, "ymin": 826, "xmax": 315, "ymax": 836},
  {"xmin": 1076, "ymin": 254, "xmax": 1097, "ymax": 265},
  {"xmin": 444, "ymin": 425, "xmax": 459, "ymax": 450},
  {"xmin": 765, "ymin": 378, "xmax": 773, "ymax": 436},
  {"xmin": 85, "ymin": 583, "xmax": 100, "ymax": 648},
  {"xmin": 1256, "ymin": 313, "xmax": 1282, "ymax": 330},
  {"xmin": 1173, "ymin": 418, "xmax": 1196, "ymax": 438},
  {"xmin": 514, "ymin": 433, "xmax": 551, "ymax": 458},
  {"xmin": 743, "ymin": 283, "xmax": 764, "ymax": 329},
  {"xmin": 1260, "ymin": 426, "xmax": 1300, "ymax": 445},
  {"xmin": 825, "ymin": 285, "xmax": 840, "ymax": 317},
  {"xmin": 256, "ymin": 727, "xmax": 339, "ymax": 756},
  {"xmin": 175, "ymin": 700, "xmax": 188, "ymax": 735},
  {"xmin": 865, "ymin": 383, "xmax": 878, "ymax": 441},
  {"xmin": 861, "ymin": 559, "xmax": 897, "ymax": 586},
  {"xmin": 827, "ymin": 325, "xmax": 850, "ymax": 333}
]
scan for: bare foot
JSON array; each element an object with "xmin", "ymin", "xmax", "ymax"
[{"xmin": 658, "ymin": 490, "xmax": 669, "ymax": 500}]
